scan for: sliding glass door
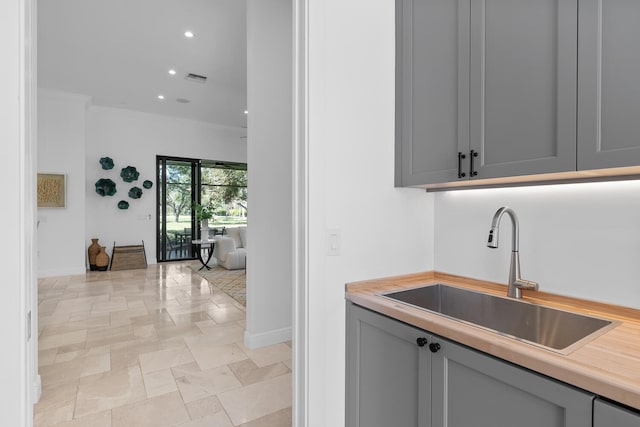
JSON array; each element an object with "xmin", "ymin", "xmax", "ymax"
[
  {"xmin": 157, "ymin": 156, "xmax": 199, "ymax": 262},
  {"xmin": 157, "ymin": 156, "xmax": 248, "ymax": 263}
]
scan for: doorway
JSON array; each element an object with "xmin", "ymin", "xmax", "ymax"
[
  {"xmin": 157, "ymin": 156, "xmax": 199, "ymax": 262},
  {"xmin": 156, "ymin": 155, "xmax": 248, "ymax": 262}
]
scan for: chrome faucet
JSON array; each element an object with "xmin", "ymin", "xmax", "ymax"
[{"xmin": 487, "ymin": 206, "xmax": 539, "ymax": 299}]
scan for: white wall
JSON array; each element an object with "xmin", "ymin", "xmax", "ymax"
[
  {"xmin": 85, "ymin": 105, "xmax": 246, "ymax": 266},
  {"xmin": 434, "ymin": 181, "xmax": 640, "ymax": 309},
  {"xmin": 245, "ymin": 0, "xmax": 293, "ymax": 348},
  {"xmin": 305, "ymin": 1, "xmax": 435, "ymax": 425},
  {"xmin": 1, "ymin": 0, "xmax": 37, "ymax": 423},
  {"xmin": 38, "ymin": 90, "xmax": 90, "ymax": 276}
]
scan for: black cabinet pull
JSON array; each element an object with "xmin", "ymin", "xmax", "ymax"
[
  {"xmin": 429, "ymin": 342, "xmax": 441, "ymax": 353},
  {"xmin": 416, "ymin": 337, "xmax": 428, "ymax": 347},
  {"xmin": 457, "ymin": 152, "xmax": 466, "ymax": 179},
  {"xmin": 470, "ymin": 150, "xmax": 479, "ymax": 177}
]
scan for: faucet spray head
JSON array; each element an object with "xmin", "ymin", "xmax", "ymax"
[{"xmin": 487, "ymin": 227, "xmax": 498, "ymax": 248}]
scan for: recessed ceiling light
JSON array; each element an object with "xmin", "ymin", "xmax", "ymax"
[
  {"xmin": 168, "ymin": 69, "xmax": 176, "ymax": 75},
  {"xmin": 244, "ymin": 110, "xmax": 248, "ymax": 115},
  {"xmin": 157, "ymin": 95, "xmax": 165, "ymax": 100},
  {"xmin": 184, "ymin": 31, "xmax": 194, "ymax": 38}
]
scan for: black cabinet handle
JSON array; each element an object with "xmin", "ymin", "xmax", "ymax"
[
  {"xmin": 429, "ymin": 342, "xmax": 441, "ymax": 353},
  {"xmin": 470, "ymin": 150, "xmax": 479, "ymax": 177},
  {"xmin": 457, "ymin": 152, "xmax": 466, "ymax": 179},
  {"xmin": 416, "ymin": 337, "xmax": 428, "ymax": 347}
]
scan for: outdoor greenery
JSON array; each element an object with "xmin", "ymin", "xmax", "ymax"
[{"xmin": 165, "ymin": 162, "xmax": 247, "ymax": 227}]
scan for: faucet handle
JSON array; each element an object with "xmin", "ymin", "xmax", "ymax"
[{"xmin": 514, "ymin": 278, "xmax": 539, "ymax": 291}]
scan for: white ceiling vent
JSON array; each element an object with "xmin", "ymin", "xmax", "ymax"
[{"xmin": 185, "ymin": 73, "xmax": 207, "ymax": 84}]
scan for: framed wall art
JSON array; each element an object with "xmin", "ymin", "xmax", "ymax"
[{"xmin": 37, "ymin": 173, "xmax": 66, "ymax": 208}]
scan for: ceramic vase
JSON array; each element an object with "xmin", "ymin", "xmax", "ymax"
[
  {"xmin": 95, "ymin": 246, "xmax": 110, "ymax": 271},
  {"xmin": 201, "ymin": 219, "xmax": 210, "ymax": 239},
  {"xmin": 88, "ymin": 238, "xmax": 100, "ymax": 271}
]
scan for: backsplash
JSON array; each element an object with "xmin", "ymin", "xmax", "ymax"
[{"xmin": 434, "ymin": 180, "xmax": 640, "ymax": 309}]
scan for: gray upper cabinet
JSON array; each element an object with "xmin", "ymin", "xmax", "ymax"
[
  {"xmin": 431, "ymin": 336, "xmax": 594, "ymax": 427},
  {"xmin": 346, "ymin": 303, "xmax": 431, "ymax": 427},
  {"xmin": 594, "ymin": 398, "xmax": 640, "ymax": 427},
  {"xmin": 396, "ymin": 0, "xmax": 470, "ymax": 186},
  {"xmin": 469, "ymin": 0, "xmax": 578, "ymax": 179},
  {"xmin": 396, "ymin": 0, "xmax": 578, "ymax": 186},
  {"xmin": 578, "ymin": 0, "xmax": 640, "ymax": 170}
]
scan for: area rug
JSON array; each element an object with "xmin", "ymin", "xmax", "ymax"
[{"xmin": 190, "ymin": 261, "xmax": 246, "ymax": 306}]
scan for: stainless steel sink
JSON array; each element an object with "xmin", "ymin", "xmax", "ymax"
[{"xmin": 380, "ymin": 284, "xmax": 616, "ymax": 353}]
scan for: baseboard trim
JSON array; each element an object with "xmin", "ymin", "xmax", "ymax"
[
  {"xmin": 38, "ymin": 266, "xmax": 86, "ymax": 278},
  {"xmin": 244, "ymin": 326, "xmax": 292, "ymax": 349},
  {"xmin": 33, "ymin": 374, "xmax": 41, "ymax": 403}
]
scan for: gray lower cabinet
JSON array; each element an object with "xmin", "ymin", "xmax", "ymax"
[
  {"xmin": 578, "ymin": 0, "xmax": 640, "ymax": 170},
  {"xmin": 431, "ymin": 336, "xmax": 593, "ymax": 427},
  {"xmin": 594, "ymin": 399, "xmax": 640, "ymax": 427},
  {"xmin": 347, "ymin": 302, "xmax": 595, "ymax": 427},
  {"xmin": 346, "ymin": 303, "xmax": 431, "ymax": 427}
]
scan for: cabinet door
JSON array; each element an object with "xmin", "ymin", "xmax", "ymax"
[
  {"xmin": 594, "ymin": 399, "xmax": 640, "ymax": 427},
  {"xmin": 578, "ymin": 0, "xmax": 640, "ymax": 170},
  {"xmin": 396, "ymin": 0, "xmax": 470, "ymax": 186},
  {"xmin": 469, "ymin": 0, "xmax": 577, "ymax": 179},
  {"xmin": 431, "ymin": 337, "xmax": 593, "ymax": 427},
  {"xmin": 346, "ymin": 303, "xmax": 431, "ymax": 427}
]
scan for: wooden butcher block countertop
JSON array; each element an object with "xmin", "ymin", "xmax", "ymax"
[{"xmin": 345, "ymin": 271, "xmax": 640, "ymax": 410}]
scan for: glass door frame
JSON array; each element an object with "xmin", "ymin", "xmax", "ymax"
[{"xmin": 156, "ymin": 155, "xmax": 203, "ymax": 262}]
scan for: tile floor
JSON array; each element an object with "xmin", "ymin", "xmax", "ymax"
[{"xmin": 35, "ymin": 263, "xmax": 292, "ymax": 427}]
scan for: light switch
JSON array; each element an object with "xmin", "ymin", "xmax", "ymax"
[{"xmin": 327, "ymin": 228, "xmax": 341, "ymax": 256}]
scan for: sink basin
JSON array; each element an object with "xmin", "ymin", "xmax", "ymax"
[{"xmin": 380, "ymin": 284, "xmax": 616, "ymax": 353}]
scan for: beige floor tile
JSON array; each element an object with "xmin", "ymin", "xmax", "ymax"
[
  {"xmin": 40, "ymin": 352, "xmax": 111, "ymax": 385},
  {"xmin": 111, "ymin": 391, "xmax": 190, "ymax": 427},
  {"xmin": 218, "ymin": 374, "xmax": 292, "ymax": 426},
  {"xmin": 49, "ymin": 410, "xmax": 111, "ymax": 427},
  {"xmin": 170, "ymin": 311, "xmax": 215, "ymax": 325},
  {"xmin": 75, "ymin": 365, "xmax": 146, "ymax": 418},
  {"xmin": 54, "ymin": 344, "xmax": 110, "ymax": 364},
  {"xmin": 133, "ymin": 324, "xmax": 157, "ymax": 339},
  {"xmin": 171, "ymin": 362, "xmax": 203, "ymax": 379},
  {"xmin": 175, "ymin": 365, "xmax": 242, "ymax": 403},
  {"xmin": 34, "ymin": 404, "xmax": 75, "ymax": 427},
  {"xmin": 185, "ymin": 323, "xmax": 244, "ymax": 346},
  {"xmin": 91, "ymin": 297, "xmax": 129, "ymax": 314},
  {"xmin": 36, "ymin": 263, "xmax": 292, "ymax": 427},
  {"xmin": 282, "ymin": 359, "xmax": 292, "ymax": 370},
  {"xmin": 240, "ymin": 343, "xmax": 291, "ymax": 368},
  {"xmin": 238, "ymin": 407, "xmax": 292, "ymax": 427},
  {"xmin": 40, "ymin": 314, "xmax": 110, "ymax": 336},
  {"xmin": 208, "ymin": 306, "xmax": 246, "ymax": 324},
  {"xmin": 39, "ymin": 348, "xmax": 59, "ymax": 367},
  {"xmin": 39, "ymin": 329, "xmax": 88, "ymax": 351},
  {"xmin": 34, "ymin": 382, "xmax": 78, "ymax": 419},
  {"xmin": 188, "ymin": 342, "xmax": 248, "ymax": 371},
  {"xmin": 85, "ymin": 325, "xmax": 136, "ymax": 348},
  {"xmin": 185, "ymin": 395, "xmax": 224, "ymax": 419},
  {"xmin": 228, "ymin": 359, "xmax": 290, "ymax": 386},
  {"xmin": 139, "ymin": 345, "xmax": 195, "ymax": 373},
  {"xmin": 178, "ymin": 412, "xmax": 234, "ymax": 427},
  {"xmin": 143, "ymin": 368, "xmax": 178, "ymax": 398}
]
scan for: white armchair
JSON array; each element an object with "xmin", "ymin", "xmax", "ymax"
[{"xmin": 213, "ymin": 226, "xmax": 247, "ymax": 270}]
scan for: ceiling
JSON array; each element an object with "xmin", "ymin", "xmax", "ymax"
[{"xmin": 38, "ymin": 0, "xmax": 247, "ymax": 128}]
